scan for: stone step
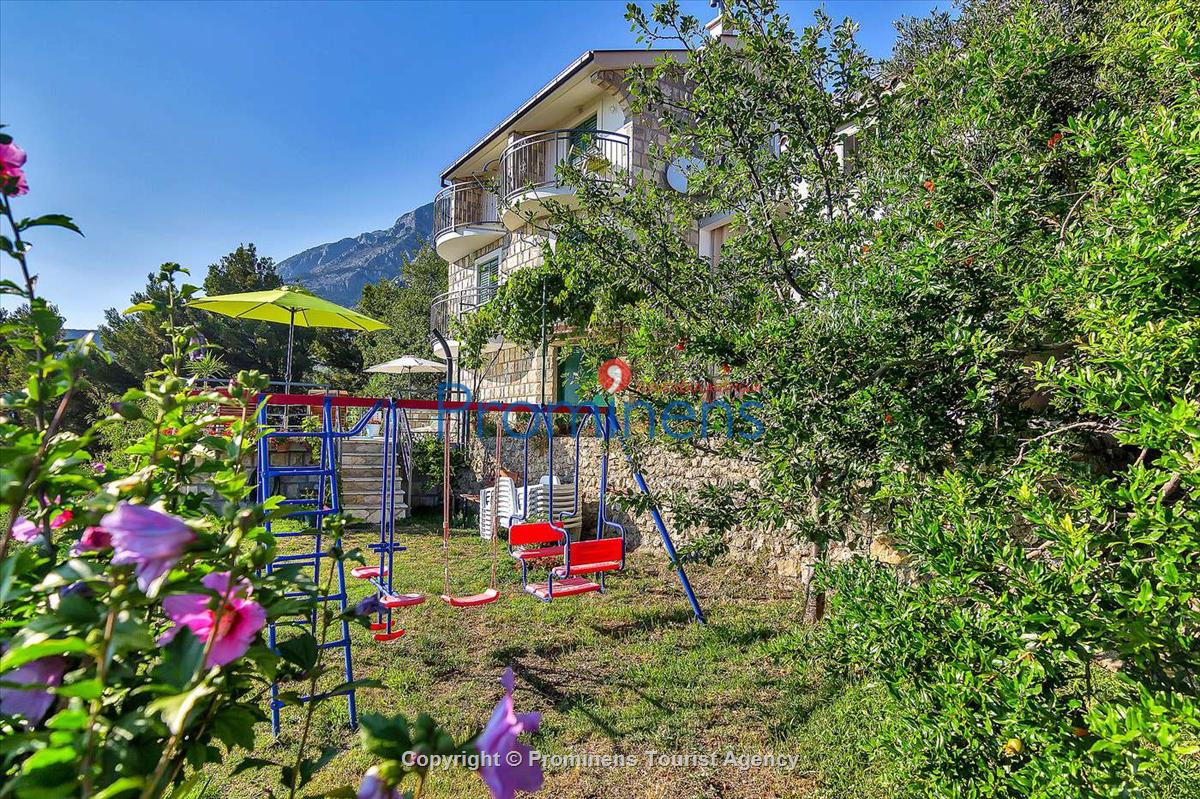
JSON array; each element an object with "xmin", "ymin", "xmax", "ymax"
[
  {"xmin": 340, "ymin": 453, "xmax": 404, "ymax": 466},
  {"xmin": 343, "ymin": 490, "xmax": 409, "ymax": 505}
]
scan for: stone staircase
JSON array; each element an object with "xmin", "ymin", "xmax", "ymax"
[{"xmin": 339, "ymin": 438, "xmax": 409, "ymax": 525}]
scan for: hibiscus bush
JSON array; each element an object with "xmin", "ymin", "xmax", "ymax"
[{"xmin": 0, "ymin": 132, "xmax": 543, "ymax": 799}]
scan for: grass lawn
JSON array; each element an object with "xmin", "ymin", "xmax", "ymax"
[{"xmin": 202, "ymin": 511, "xmax": 910, "ymax": 799}]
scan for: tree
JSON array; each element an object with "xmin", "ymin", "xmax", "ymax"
[
  {"xmin": 351, "ymin": 245, "xmax": 447, "ymax": 395},
  {"xmin": 95, "ymin": 244, "xmax": 314, "ymax": 396},
  {"xmin": 461, "ymin": 0, "xmax": 1200, "ymax": 794}
]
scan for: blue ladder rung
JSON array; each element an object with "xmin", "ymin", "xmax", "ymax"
[
  {"xmin": 280, "ymin": 591, "xmax": 346, "ymax": 602},
  {"xmin": 319, "ymin": 638, "xmax": 351, "ymax": 650},
  {"xmin": 266, "ymin": 466, "xmax": 335, "ymax": 477},
  {"xmin": 271, "ymin": 552, "xmax": 322, "ymax": 564},
  {"xmin": 368, "ymin": 543, "xmax": 407, "ymax": 552},
  {"xmin": 270, "ymin": 688, "xmax": 353, "ymax": 710},
  {"xmin": 280, "ymin": 508, "xmax": 340, "ymax": 519}
]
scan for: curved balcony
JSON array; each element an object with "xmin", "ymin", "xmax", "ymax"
[
  {"xmin": 498, "ymin": 129, "xmax": 630, "ymax": 227},
  {"xmin": 432, "ymin": 182, "xmax": 504, "ymax": 263},
  {"xmin": 429, "ymin": 285, "xmax": 496, "ymax": 340}
]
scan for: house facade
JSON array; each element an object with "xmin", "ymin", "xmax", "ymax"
[
  {"xmin": 429, "ymin": 42, "xmax": 703, "ymax": 404},
  {"xmin": 429, "ymin": 15, "xmax": 856, "ymax": 406}
]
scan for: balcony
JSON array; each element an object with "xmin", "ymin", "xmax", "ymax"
[
  {"xmin": 498, "ymin": 128, "xmax": 630, "ymax": 227},
  {"xmin": 429, "ymin": 285, "xmax": 497, "ymax": 339},
  {"xmin": 432, "ymin": 182, "xmax": 504, "ymax": 263}
]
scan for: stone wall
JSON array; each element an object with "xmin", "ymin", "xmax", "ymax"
[{"xmin": 458, "ymin": 432, "xmax": 839, "ymax": 583}]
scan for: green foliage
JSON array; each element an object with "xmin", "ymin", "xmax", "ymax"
[
  {"xmin": 409, "ymin": 435, "xmax": 467, "ymax": 489},
  {"xmin": 353, "ymin": 246, "xmax": 448, "ymax": 396},
  {"xmin": 464, "ymin": 0, "xmax": 1200, "ymax": 794},
  {"xmin": 0, "ymin": 172, "xmax": 473, "ymax": 798},
  {"xmin": 94, "ymin": 245, "xmax": 325, "ymax": 396}
]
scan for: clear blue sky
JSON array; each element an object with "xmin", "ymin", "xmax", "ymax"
[{"xmin": 0, "ymin": 0, "xmax": 943, "ymax": 327}]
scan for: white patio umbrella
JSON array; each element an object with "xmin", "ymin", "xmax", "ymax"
[{"xmin": 365, "ymin": 355, "xmax": 447, "ymax": 375}]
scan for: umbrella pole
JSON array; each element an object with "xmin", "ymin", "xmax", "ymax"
[{"xmin": 284, "ymin": 310, "xmax": 295, "ymax": 430}]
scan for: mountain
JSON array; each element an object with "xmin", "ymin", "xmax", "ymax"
[{"xmin": 276, "ymin": 202, "xmax": 434, "ymax": 306}]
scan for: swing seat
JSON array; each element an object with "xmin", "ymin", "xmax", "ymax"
[
  {"xmin": 552, "ymin": 538, "xmax": 625, "ymax": 578},
  {"xmin": 372, "ymin": 629, "xmax": 406, "ymax": 642},
  {"xmin": 525, "ymin": 577, "xmax": 602, "ymax": 600},
  {"xmin": 440, "ymin": 588, "xmax": 500, "ymax": 607},
  {"xmin": 509, "ymin": 521, "xmax": 567, "ymax": 546},
  {"xmin": 380, "ymin": 593, "xmax": 425, "ymax": 609},
  {"xmin": 350, "ymin": 566, "xmax": 386, "ymax": 580},
  {"xmin": 512, "ymin": 545, "xmax": 564, "ymax": 561},
  {"xmin": 509, "ymin": 521, "xmax": 567, "ymax": 562}
]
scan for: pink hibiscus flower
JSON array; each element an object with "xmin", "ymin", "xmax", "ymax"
[
  {"xmin": 476, "ymin": 667, "xmax": 543, "ymax": 799},
  {"xmin": 74, "ymin": 526, "xmax": 113, "ymax": 554},
  {"xmin": 160, "ymin": 572, "xmax": 266, "ymax": 667},
  {"xmin": 102, "ymin": 502, "xmax": 195, "ymax": 592},
  {"xmin": 0, "ymin": 141, "xmax": 29, "ymax": 197}
]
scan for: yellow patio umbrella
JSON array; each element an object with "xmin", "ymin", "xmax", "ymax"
[{"xmin": 187, "ymin": 286, "xmax": 389, "ymax": 392}]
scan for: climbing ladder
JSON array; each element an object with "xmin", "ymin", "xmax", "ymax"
[
  {"xmin": 349, "ymin": 400, "xmax": 426, "ymax": 640},
  {"xmin": 257, "ymin": 394, "xmax": 393, "ymax": 735}
]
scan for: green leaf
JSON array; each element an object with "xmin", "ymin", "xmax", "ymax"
[
  {"xmin": 276, "ymin": 632, "xmax": 319, "ymax": 672},
  {"xmin": 0, "ymin": 636, "xmax": 90, "ymax": 671},
  {"xmin": 55, "ymin": 678, "xmax": 103, "ymax": 700},
  {"xmin": 15, "ymin": 214, "xmax": 83, "ymax": 235},
  {"xmin": 92, "ymin": 778, "xmax": 144, "ymax": 799},
  {"xmin": 149, "ymin": 683, "xmax": 215, "ymax": 735},
  {"xmin": 211, "ymin": 704, "xmax": 260, "ymax": 751},
  {"xmin": 151, "ymin": 627, "xmax": 206, "ymax": 690}
]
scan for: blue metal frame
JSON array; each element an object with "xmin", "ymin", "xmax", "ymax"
[{"xmin": 259, "ymin": 395, "xmax": 386, "ymax": 735}]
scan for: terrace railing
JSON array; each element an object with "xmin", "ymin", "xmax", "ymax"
[
  {"xmin": 499, "ymin": 129, "xmax": 630, "ymax": 205},
  {"xmin": 433, "ymin": 181, "xmax": 501, "ymax": 239},
  {"xmin": 429, "ymin": 285, "xmax": 496, "ymax": 337}
]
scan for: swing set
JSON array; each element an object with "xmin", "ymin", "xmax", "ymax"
[{"xmin": 253, "ymin": 391, "xmax": 707, "ymax": 734}]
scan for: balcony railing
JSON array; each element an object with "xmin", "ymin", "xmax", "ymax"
[
  {"xmin": 433, "ymin": 181, "xmax": 501, "ymax": 239},
  {"xmin": 429, "ymin": 285, "xmax": 496, "ymax": 336},
  {"xmin": 499, "ymin": 129, "xmax": 630, "ymax": 205}
]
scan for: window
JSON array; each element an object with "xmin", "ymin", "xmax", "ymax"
[
  {"xmin": 568, "ymin": 113, "xmax": 599, "ymax": 167},
  {"xmin": 840, "ymin": 131, "xmax": 859, "ymax": 174},
  {"xmin": 475, "ymin": 252, "xmax": 500, "ymax": 305},
  {"xmin": 708, "ymin": 223, "xmax": 729, "ymax": 268}
]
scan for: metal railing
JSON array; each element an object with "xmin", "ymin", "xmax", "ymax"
[
  {"xmin": 433, "ymin": 181, "xmax": 501, "ymax": 239},
  {"xmin": 499, "ymin": 129, "xmax": 630, "ymax": 204},
  {"xmin": 429, "ymin": 285, "xmax": 496, "ymax": 335}
]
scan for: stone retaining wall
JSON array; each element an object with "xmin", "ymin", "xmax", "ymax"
[{"xmin": 459, "ymin": 433, "xmax": 850, "ymax": 583}]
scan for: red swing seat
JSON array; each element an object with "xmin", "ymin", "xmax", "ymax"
[
  {"xmin": 381, "ymin": 593, "xmax": 425, "ymax": 609},
  {"xmin": 350, "ymin": 565, "xmax": 387, "ymax": 580},
  {"xmin": 552, "ymin": 537, "xmax": 625, "ymax": 578},
  {"xmin": 441, "ymin": 588, "xmax": 501, "ymax": 607},
  {"xmin": 509, "ymin": 521, "xmax": 568, "ymax": 562},
  {"xmin": 524, "ymin": 577, "xmax": 602, "ymax": 600}
]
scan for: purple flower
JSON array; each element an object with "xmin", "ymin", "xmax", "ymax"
[
  {"xmin": 353, "ymin": 595, "xmax": 385, "ymax": 617},
  {"xmin": 160, "ymin": 572, "xmax": 266, "ymax": 667},
  {"xmin": 477, "ymin": 667, "xmax": 543, "ymax": 799},
  {"xmin": 0, "ymin": 655, "xmax": 66, "ymax": 726},
  {"xmin": 92, "ymin": 462, "xmax": 107, "ymax": 475},
  {"xmin": 102, "ymin": 502, "xmax": 195, "ymax": 592},
  {"xmin": 10, "ymin": 516, "xmax": 42, "ymax": 544},
  {"xmin": 356, "ymin": 766, "xmax": 400, "ymax": 799}
]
